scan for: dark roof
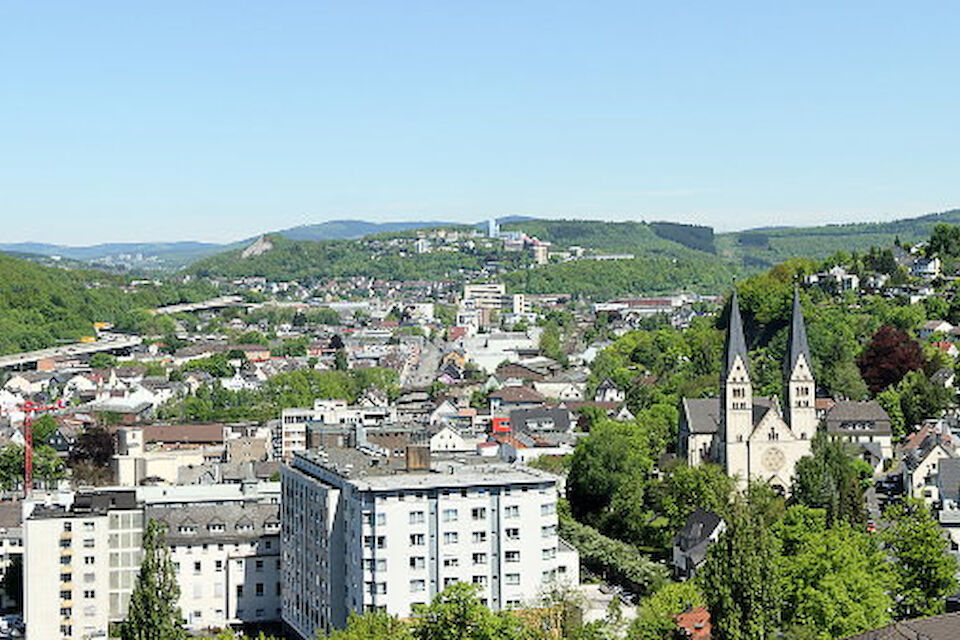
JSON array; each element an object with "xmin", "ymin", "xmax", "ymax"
[
  {"xmin": 843, "ymin": 613, "xmax": 960, "ymax": 639},
  {"xmin": 785, "ymin": 287, "xmax": 812, "ymax": 377},
  {"xmin": 723, "ymin": 290, "xmax": 749, "ymax": 378},
  {"xmin": 508, "ymin": 407, "xmax": 572, "ymax": 433},
  {"xmin": 143, "ymin": 423, "xmax": 224, "ymax": 445},
  {"xmin": 939, "ymin": 457, "xmax": 960, "ymax": 502},
  {"xmin": 823, "ymin": 401, "xmax": 892, "ymax": 435},
  {"xmin": 675, "ymin": 509, "xmax": 723, "ymax": 550},
  {"xmin": 147, "ymin": 502, "xmax": 280, "ymax": 545},
  {"xmin": 681, "ymin": 397, "xmax": 776, "ymax": 435}
]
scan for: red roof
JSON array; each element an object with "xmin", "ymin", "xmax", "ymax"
[{"xmin": 675, "ymin": 607, "xmax": 712, "ymax": 640}]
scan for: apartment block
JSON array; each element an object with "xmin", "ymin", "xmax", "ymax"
[
  {"xmin": 25, "ymin": 483, "xmax": 280, "ymax": 639},
  {"xmin": 281, "ymin": 449, "xmax": 579, "ymax": 639}
]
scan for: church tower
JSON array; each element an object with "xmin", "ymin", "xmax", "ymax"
[
  {"xmin": 784, "ymin": 287, "xmax": 817, "ymax": 440},
  {"xmin": 722, "ymin": 290, "xmax": 753, "ymax": 482}
]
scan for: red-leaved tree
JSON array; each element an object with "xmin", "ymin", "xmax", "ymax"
[{"xmin": 857, "ymin": 325, "xmax": 925, "ymax": 395}]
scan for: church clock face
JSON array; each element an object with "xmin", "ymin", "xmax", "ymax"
[{"xmin": 763, "ymin": 447, "xmax": 785, "ymax": 472}]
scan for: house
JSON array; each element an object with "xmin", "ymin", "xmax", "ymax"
[
  {"xmin": 594, "ymin": 378, "xmax": 625, "ymax": 403},
  {"xmin": 508, "ymin": 407, "xmax": 572, "ymax": 434},
  {"xmin": 912, "ymin": 256, "xmax": 942, "ymax": 280},
  {"xmin": 932, "ymin": 367, "xmax": 957, "ymax": 389},
  {"xmin": 428, "ymin": 425, "xmax": 482, "ymax": 453},
  {"xmin": 921, "ymin": 320, "xmax": 955, "ymax": 339},
  {"xmin": 823, "ymin": 400, "xmax": 894, "ymax": 462},
  {"xmin": 934, "ymin": 341, "xmax": 960, "ymax": 359},
  {"xmin": 488, "ymin": 386, "xmax": 544, "ymax": 415},
  {"xmin": 844, "ymin": 612, "xmax": 960, "ymax": 639},
  {"xmin": 902, "ymin": 423, "xmax": 955, "ymax": 503},
  {"xmin": 935, "ymin": 456, "xmax": 960, "ymax": 559},
  {"xmin": 4, "ymin": 372, "xmax": 55, "ymax": 396},
  {"xmin": 675, "ymin": 606, "xmax": 712, "ymax": 640},
  {"xmin": 672, "ymin": 509, "xmax": 726, "ymax": 580}
]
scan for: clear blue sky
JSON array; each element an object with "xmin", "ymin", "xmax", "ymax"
[{"xmin": 2, "ymin": 1, "xmax": 959, "ymax": 245}]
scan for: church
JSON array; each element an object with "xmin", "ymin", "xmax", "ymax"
[{"xmin": 678, "ymin": 289, "xmax": 816, "ymax": 490}]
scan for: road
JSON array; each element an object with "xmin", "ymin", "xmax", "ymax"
[{"xmin": 402, "ymin": 339, "xmax": 442, "ymax": 389}]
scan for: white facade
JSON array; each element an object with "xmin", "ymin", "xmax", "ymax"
[{"xmin": 281, "ymin": 451, "xmax": 579, "ymax": 639}]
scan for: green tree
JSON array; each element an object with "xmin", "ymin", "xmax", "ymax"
[
  {"xmin": 775, "ymin": 506, "xmax": 892, "ymax": 639},
  {"xmin": 89, "ymin": 352, "xmax": 118, "ymax": 369},
  {"xmin": 630, "ymin": 580, "xmax": 704, "ymax": 640},
  {"xmin": 326, "ymin": 610, "xmax": 414, "ymax": 640},
  {"xmin": 30, "ymin": 414, "xmax": 59, "ymax": 445},
  {"xmin": 699, "ymin": 496, "xmax": 781, "ymax": 640},
  {"xmin": 412, "ymin": 582, "xmax": 541, "ymax": 640},
  {"xmin": 896, "ymin": 370, "xmax": 953, "ymax": 431},
  {"xmin": 334, "ymin": 348, "xmax": 349, "ymax": 371},
  {"xmin": 790, "ymin": 432, "xmax": 869, "ymax": 526},
  {"xmin": 121, "ymin": 519, "xmax": 188, "ymax": 640},
  {"xmin": 883, "ymin": 499, "xmax": 958, "ymax": 620}
]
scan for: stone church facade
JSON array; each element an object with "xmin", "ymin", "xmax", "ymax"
[{"xmin": 679, "ymin": 290, "xmax": 816, "ymax": 490}]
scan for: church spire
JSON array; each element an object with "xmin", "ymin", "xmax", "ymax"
[
  {"xmin": 724, "ymin": 289, "xmax": 749, "ymax": 378},
  {"xmin": 785, "ymin": 286, "xmax": 812, "ymax": 377}
]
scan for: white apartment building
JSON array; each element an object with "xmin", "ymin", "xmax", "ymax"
[
  {"xmin": 25, "ymin": 483, "xmax": 281, "ymax": 639},
  {"xmin": 281, "ymin": 449, "xmax": 579, "ymax": 639},
  {"xmin": 279, "ymin": 399, "xmax": 398, "ymax": 462},
  {"xmin": 147, "ymin": 502, "xmax": 281, "ymax": 630},
  {"xmin": 463, "ymin": 283, "xmax": 507, "ymax": 310}
]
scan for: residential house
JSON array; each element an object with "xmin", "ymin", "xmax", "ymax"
[
  {"xmin": 672, "ymin": 509, "xmax": 725, "ymax": 580},
  {"xmin": 594, "ymin": 378, "xmax": 625, "ymax": 403},
  {"xmin": 488, "ymin": 386, "xmax": 545, "ymax": 415},
  {"xmin": 823, "ymin": 400, "xmax": 894, "ymax": 463}
]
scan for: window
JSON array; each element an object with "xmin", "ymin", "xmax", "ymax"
[
  {"xmin": 409, "ymin": 511, "xmax": 425, "ymax": 525},
  {"xmin": 193, "ymin": 561, "xmax": 201, "ymax": 574},
  {"xmin": 178, "ymin": 525, "xmax": 196, "ymax": 535},
  {"xmin": 505, "ymin": 551, "xmax": 520, "ymax": 563},
  {"xmin": 61, "ymin": 573, "xmax": 72, "ymax": 583},
  {"xmin": 472, "ymin": 531, "xmax": 487, "ymax": 543},
  {"xmin": 410, "ymin": 579, "xmax": 426, "ymax": 593},
  {"xmin": 504, "ymin": 506, "xmax": 519, "ymax": 519},
  {"xmin": 236, "ymin": 585, "xmax": 243, "ymax": 598},
  {"xmin": 215, "ymin": 560, "xmax": 223, "ymax": 572},
  {"xmin": 207, "ymin": 523, "xmax": 225, "ymax": 533},
  {"xmin": 443, "ymin": 532, "xmax": 459, "ymax": 545},
  {"xmin": 540, "ymin": 503, "xmax": 555, "ymax": 516},
  {"xmin": 442, "ymin": 508, "xmax": 458, "ymax": 522},
  {"xmin": 472, "ymin": 575, "xmax": 487, "ymax": 585},
  {"xmin": 471, "ymin": 507, "xmax": 486, "ymax": 520},
  {"xmin": 505, "ymin": 574, "xmax": 520, "ymax": 586},
  {"xmin": 410, "ymin": 556, "xmax": 425, "ymax": 569},
  {"xmin": 541, "ymin": 525, "xmax": 556, "ymax": 538},
  {"xmin": 255, "ymin": 559, "xmax": 264, "ymax": 572},
  {"xmin": 505, "ymin": 527, "xmax": 519, "ymax": 540},
  {"xmin": 443, "ymin": 557, "xmax": 459, "ymax": 568},
  {"xmin": 84, "ymin": 556, "xmax": 95, "ymax": 565},
  {"xmin": 60, "ymin": 590, "xmax": 71, "ymax": 600},
  {"xmin": 410, "ymin": 534, "xmax": 425, "ymax": 546},
  {"xmin": 472, "ymin": 553, "xmax": 487, "ymax": 565},
  {"xmin": 83, "ymin": 590, "xmax": 95, "ymax": 599},
  {"xmin": 256, "ymin": 583, "xmax": 264, "ymax": 597},
  {"xmin": 83, "ymin": 522, "xmax": 94, "ymax": 532},
  {"xmin": 83, "ymin": 539, "xmax": 95, "ymax": 548},
  {"xmin": 542, "ymin": 547, "xmax": 556, "ymax": 560}
]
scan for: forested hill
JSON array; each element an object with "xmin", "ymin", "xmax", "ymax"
[
  {"xmin": 719, "ymin": 208, "xmax": 960, "ymax": 267},
  {"xmin": 0, "ymin": 254, "xmax": 214, "ymax": 356},
  {"xmin": 500, "ymin": 219, "xmax": 716, "ymax": 254}
]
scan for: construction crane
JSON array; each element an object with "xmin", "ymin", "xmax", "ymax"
[{"xmin": 17, "ymin": 400, "xmax": 65, "ymax": 499}]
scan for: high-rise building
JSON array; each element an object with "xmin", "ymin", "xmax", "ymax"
[{"xmin": 281, "ymin": 449, "xmax": 579, "ymax": 638}]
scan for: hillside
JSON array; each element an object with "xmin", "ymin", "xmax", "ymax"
[
  {"xmin": 0, "ymin": 240, "xmax": 225, "ymax": 269},
  {"xmin": 500, "ymin": 219, "xmax": 716, "ymax": 254},
  {"xmin": 276, "ymin": 219, "xmax": 461, "ymax": 242},
  {"xmin": 720, "ymin": 209, "xmax": 960, "ymax": 267},
  {"xmin": 0, "ymin": 254, "xmax": 215, "ymax": 356}
]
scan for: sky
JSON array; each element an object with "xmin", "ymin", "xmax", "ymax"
[{"xmin": 2, "ymin": 1, "xmax": 960, "ymax": 245}]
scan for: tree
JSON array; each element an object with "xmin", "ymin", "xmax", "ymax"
[
  {"xmin": 412, "ymin": 582, "xmax": 541, "ymax": 640},
  {"xmin": 775, "ymin": 506, "xmax": 892, "ymax": 639},
  {"xmin": 121, "ymin": 519, "xmax": 188, "ymax": 640},
  {"xmin": 790, "ymin": 433, "xmax": 869, "ymax": 526},
  {"xmin": 857, "ymin": 325, "xmax": 925, "ymax": 395},
  {"xmin": 69, "ymin": 427, "xmax": 116, "ymax": 485},
  {"xmin": 89, "ymin": 352, "xmax": 118, "ymax": 369},
  {"xmin": 896, "ymin": 370, "xmax": 953, "ymax": 431},
  {"xmin": 653, "ymin": 463, "xmax": 734, "ymax": 540},
  {"xmin": 883, "ymin": 499, "xmax": 958, "ymax": 620},
  {"xmin": 334, "ymin": 348, "xmax": 349, "ymax": 371},
  {"xmin": 30, "ymin": 414, "xmax": 59, "ymax": 445},
  {"xmin": 929, "ymin": 223, "xmax": 960, "ymax": 259},
  {"xmin": 327, "ymin": 610, "xmax": 414, "ymax": 640},
  {"xmin": 630, "ymin": 581, "xmax": 704, "ymax": 640},
  {"xmin": 699, "ymin": 496, "xmax": 781, "ymax": 640}
]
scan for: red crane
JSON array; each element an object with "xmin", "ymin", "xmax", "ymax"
[{"xmin": 18, "ymin": 400, "xmax": 64, "ymax": 499}]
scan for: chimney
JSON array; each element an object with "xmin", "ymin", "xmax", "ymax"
[{"xmin": 405, "ymin": 445, "xmax": 431, "ymax": 472}]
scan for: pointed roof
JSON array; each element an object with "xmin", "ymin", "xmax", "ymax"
[
  {"xmin": 724, "ymin": 289, "xmax": 750, "ymax": 378},
  {"xmin": 785, "ymin": 287, "xmax": 812, "ymax": 376}
]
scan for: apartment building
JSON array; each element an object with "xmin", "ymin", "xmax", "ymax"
[
  {"xmin": 279, "ymin": 399, "xmax": 398, "ymax": 462},
  {"xmin": 25, "ymin": 483, "xmax": 280, "ymax": 639},
  {"xmin": 463, "ymin": 283, "xmax": 507, "ymax": 310},
  {"xmin": 25, "ymin": 490, "xmax": 142, "ymax": 640},
  {"xmin": 146, "ymin": 502, "xmax": 281, "ymax": 630},
  {"xmin": 281, "ymin": 448, "xmax": 579, "ymax": 639}
]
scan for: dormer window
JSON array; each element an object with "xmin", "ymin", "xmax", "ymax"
[
  {"xmin": 207, "ymin": 523, "xmax": 225, "ymax": 533},
  {"xmin": 179, "ymin": 525, "xmax": 196, "ymax": 535},
  {"xmin": 236, "ymin": 523, "xmax": 254, "ymax": 532}
]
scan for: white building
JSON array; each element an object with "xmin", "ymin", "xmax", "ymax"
[
  {"xmin": 281, "ymin": 449, "xmax": 579, "ymax": 638},
  {"xmin": 25, "ymin": 483, "xmax": 280, "ymax": 639},
  {"xmin": 280, "ymin": 399, "xmax": 398, "ymax": 462}
]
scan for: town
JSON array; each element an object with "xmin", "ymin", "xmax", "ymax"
[{"xmin": 1, "ymin": 217, "xmax": 960, "ymax": 639}]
